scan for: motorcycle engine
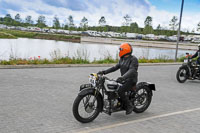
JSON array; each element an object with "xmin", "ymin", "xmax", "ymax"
[{"xmin": 104, "ymin": 99, "xmax": 119, "ymax": 109}]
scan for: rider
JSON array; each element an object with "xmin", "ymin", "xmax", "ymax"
[
  {"xmin": 191, "ymin": 44, "xmax": 200, "ymax": 77},
  {"xmin": 98, "ymin": 43, "xmax": 138, "ymax": 115}
]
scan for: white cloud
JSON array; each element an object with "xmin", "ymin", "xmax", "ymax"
[{"xmin": 1, "ymin": 0, "xmax": 200, "ymax": 32}]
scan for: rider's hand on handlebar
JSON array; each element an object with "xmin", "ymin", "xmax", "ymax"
[
  {"xmin": 116, "ymin": 77, "xmax": 125, "ymax": 83},
  {"xmin": 97, "ymin": 71, "xmax": 106, "ymax": 75}
]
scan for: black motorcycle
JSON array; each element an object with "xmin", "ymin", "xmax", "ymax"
[
  {"xmin": 176, "ymin": 53, "xmax": 200, "ymax": 83},
  {"xmin": 72, "ymin": 73, "xmax": 156, "ymax": 123}
]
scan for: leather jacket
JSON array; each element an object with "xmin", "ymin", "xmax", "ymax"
[
  {"xmin": 104, "ymin": 55, "xmax": 138, "ymax": 83},
  {"xmin": 191, "ymin": 50, "xmax": 200, "ymax": 59}
]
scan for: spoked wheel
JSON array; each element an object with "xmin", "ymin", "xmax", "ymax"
[
  {"xmin": 72, "ymin": 92, "xmax": 101, "ymax": 123},
  {"xmin": 176, "ymin": 68, "xmax": 188, "ymax": 83},
  {"xmin": 132, "ymin": 86, "xmax": 152, "ymax": 113}
]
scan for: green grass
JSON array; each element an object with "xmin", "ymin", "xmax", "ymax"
[
  {"xmin": 0, "ymin": 57, "xmax": 90, "ymax": 65},
  {"xmin": 0, "ymin": 29, "xmax": 38, "ymax": 38},
  {"xmin": 92, "ymin": 57, "xmax": 118, "ymax": 64},
  {"xmin": 0, "ymin": 29, "xmax": 80, "ymax": 42},
  {"xmin": 0, "ymin": 56, "xmax": 186, "ymax": 65},
  {"xmin": 35, "ymin": 34, "xmax": 80, "ymax": 41},
  {"xmin": 0, "ymin": 32, "xmax": 17, "ymax": 39}
]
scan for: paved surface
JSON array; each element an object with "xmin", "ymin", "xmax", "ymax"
[
  {"xmin": 0, "ymin": 65, "xmax": 200, "ymax": 133},
  {"xmin": 81, "ymin": 36, "xmax": 197, "ymax": 50},
  {"xmin": 0, "ymin": 63, "xmax": 182, "ymax": 69}
]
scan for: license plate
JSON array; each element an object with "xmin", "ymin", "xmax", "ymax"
[{"xmin": 184, "ymin": 59, "xmax": 188, "ymax": 63}]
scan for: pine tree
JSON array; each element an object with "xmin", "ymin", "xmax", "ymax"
[
  {"xmin": 53, "ymin": 16, "xmax": 60, "ymax": 29},
  {"xmin": 169, "ymin": 16, "xmax": 178, "ymax": 31}
]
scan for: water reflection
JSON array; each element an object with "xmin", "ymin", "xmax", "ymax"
[{"xmin": 0, "ymin": 38, "xmax": 195, "ymax": 61}]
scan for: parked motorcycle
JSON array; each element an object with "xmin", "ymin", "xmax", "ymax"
[
  {"xmin": 72, "ymin": 73, "xmax": 156, "ymax": 123},
  {"xmin": 176, "ymin": 53, "xmax": 200, "ymax": 83}
]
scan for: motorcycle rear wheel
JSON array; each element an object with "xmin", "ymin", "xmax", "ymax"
[
  {"xmin": 132, "ymin": 85, "xmax": 152, "ymax": 113},
  {"xmin": 72, "ymin": 92, "xmax": 101, "ymax": 123}
]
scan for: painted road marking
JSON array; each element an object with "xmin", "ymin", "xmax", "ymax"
[{"xmin": 75, "ymin": 107, "xmax": 200, "ymax": 133}]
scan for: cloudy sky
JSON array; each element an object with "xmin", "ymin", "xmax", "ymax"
[{"xmin": 0, "ymin": 0, "xmax": 200, "ymax": 32}]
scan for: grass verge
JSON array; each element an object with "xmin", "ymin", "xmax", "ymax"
[
  {"xmin": 0, "ymin": 29, "xmax": 80, "ymax": 42},
  {"xmin": 0, "ymin": 56, "xmax": 186, "ymax": 65},
  {"xmin": 0, "ymin": 32, "xmax": 17, "ymax": 39}
]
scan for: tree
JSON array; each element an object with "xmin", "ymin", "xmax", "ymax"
[
  {"xmin": 68, "ymin": 15, "xmax": 74, "ymax": 27},
  {"xmin": 156, "ymin": 24, "xmax": 161, "ymax": 30},
  {"xmin": 143, "ymin": 16, "xmax": 153, "ymax": 34},
  {"xmin": 144, "ymin": 16, "xmax": 152, "ymax": 26},
  {"xmin": 4, "ymin": 14, "xmax": 13, "ymax": 24},
  {"xmin": 169, "ymin": 16, "xmax": 178, "ymax": 31},
  {"xmin": 98, "ymin": 16, "xmax": 106, "ymax": 26},
  {"xmin": 53, "ymin": 16, "xmax": 60, "ymax": 29},
  {"xmin": 192, "ymin": 29, "xmax": 195, "ymax": 33},
  {"xmin": 154, "ymin": 24, "xmax": 162, "ymax": 35},
  {"xmin": 36, "ymin": 15, "xmax": 46, "ymax": 28},
  {"xmin": 5, "ymin": 14, "xmax": 11, "ymax": 19},
  {"xmin": 197, "ymin": 22, "xmax": 200, "ymax": 32},
  {"xmin": 64, "ymin": 24, "xmax": 68, "ymax": 30},
  {"xmin": 25, "ymin": 16, "xmax": 34, "ymax": 24},
  {"xmin": 0, "ymin": 17, "xmax": 3, "ymax": 22},
  {"xmin": 123, "ymin": 14, "xmax": 132, "ymax": 26},
  {"xmin": 80, "ymin": 16, "xmax": 88, "ymax": 30},
  {"xmin": 15, "ymin": 14, "xmax": 22, "ymax": 22},
  {"xmin": 130, "ymin": 22, "xmax": 139, "ymax": 33}
]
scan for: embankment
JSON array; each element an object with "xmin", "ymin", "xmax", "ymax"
[{"xmin": 0, "ymin": 29, "xmax": 80, "ymax": 42}]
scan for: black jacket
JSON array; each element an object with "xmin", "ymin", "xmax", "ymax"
[
  {"xmin": 191, "ymin": 50, "xmax": 200, "ymax": 59},
  {"xmin": 104, "ymin": 55, "xmax": 138, "ymax": 83}
]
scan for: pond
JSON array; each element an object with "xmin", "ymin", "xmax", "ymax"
[{"xmin": 0, "ymin": 38, "xmax": 195, "ymax": 61}]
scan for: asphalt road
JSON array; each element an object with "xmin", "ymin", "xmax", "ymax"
[{"xmin": 0, "ymin": 65, "xmax": 200, "ymax": 133}]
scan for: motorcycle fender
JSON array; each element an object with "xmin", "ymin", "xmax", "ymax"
[
  {"xmin": 80, "ymin": 84, "xmax": 93, "ymax": 91},
  {"xmin": 137, "ymin": 82, "xmax": 156, "ymax": 92},
  {"xmin": 179, "ymin": 65, "xmax": 191, "ymax": 76},
  {"xmin": 78, "ymin": 88, "xmax": 104, "ymax": 112},
  {"xmin": 79, "ymin": 88, "xmax": 96, "ymax": 96},
  {"xmin": 179, "ymin": 65, "xmax": 189, "ymax": 71}
]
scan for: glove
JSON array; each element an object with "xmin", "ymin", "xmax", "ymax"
[
  {"xmin": 97, "ymin": 71, "xmax": 106, "ymax": 75},
  {"xmin": 116, "ymin": 77, "xmax": 124, "ymax": 83}
]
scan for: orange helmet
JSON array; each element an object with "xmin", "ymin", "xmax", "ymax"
[{"xmin": 119, "ymin": 43, "xmax": 132, "ymax": 58}]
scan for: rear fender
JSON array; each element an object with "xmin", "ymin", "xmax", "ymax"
[
  {"xmin": 136, "ymin": 82, "xmax": 156, "ymax": 95},
  {"xmin": 78, "ymin": 88, "xmax": 103, "ymax": 112}
]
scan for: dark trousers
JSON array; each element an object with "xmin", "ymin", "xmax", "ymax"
[
  {"xmin": 197, "ymin": 58, "xmax": 200, "ymax": 72},
  {"xmin": 118, "ymin": 79, "xmax": 136, "ymax": 104}
]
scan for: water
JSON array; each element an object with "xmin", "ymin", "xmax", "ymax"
[{"xmin": 0, "ymin": 38, "xmax": 195, "ymax": 61}]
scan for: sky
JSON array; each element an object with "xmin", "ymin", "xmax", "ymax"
[{"xmin": 0, "ymin": 0, "xmax": 200, "ymax": 32}]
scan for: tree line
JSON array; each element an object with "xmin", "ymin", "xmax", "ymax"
[{"xmin": 0, "ymin": 13, "xmax": 199, "ymax": 36}]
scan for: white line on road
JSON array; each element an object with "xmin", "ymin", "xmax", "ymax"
[{"xmin": 76, "ymin": 107, "xmax": 200, "ymax": 133}]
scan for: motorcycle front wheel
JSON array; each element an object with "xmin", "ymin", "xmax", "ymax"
[
  {"xmin": 72, "ymin": 92, "xmax": 102, "ymax": 123},
  {"xmin": 176, "ymin": 68, "xmax": 188, "ymax": 83}
]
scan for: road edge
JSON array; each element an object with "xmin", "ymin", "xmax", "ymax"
[{"xmin": 0, "ymin": 63, "xmax": 182, "ymax": 69}]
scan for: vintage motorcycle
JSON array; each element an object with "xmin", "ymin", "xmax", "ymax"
[
  {"xmin": 176, "ymin": 53, "xmax": 200, "ymax": 83},
  {"xmin": 72, "ymin": 73, "xmax": 156, "ymax": 123}
]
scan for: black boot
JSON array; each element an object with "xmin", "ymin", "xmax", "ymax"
[{"xmin": 125, "ymin": 100, "xmax": 134, "ymax": 115}]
